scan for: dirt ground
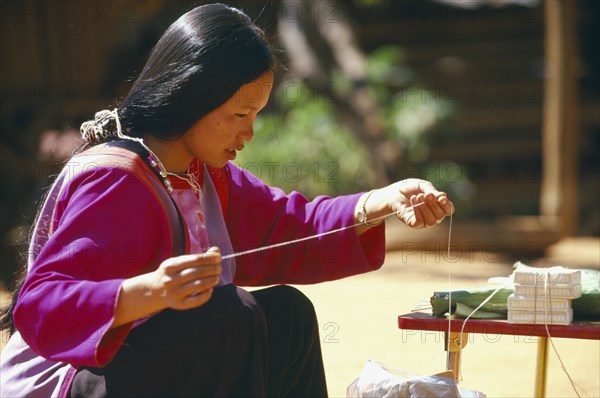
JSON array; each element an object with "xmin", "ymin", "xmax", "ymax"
[{"xmin": 1, "ymin": 234, "xmax": 598, "ymax": 398}]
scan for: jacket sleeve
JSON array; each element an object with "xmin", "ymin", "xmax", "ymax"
[
  {"xmin": 226, "ymin": 163, "xmax": 386, "ymax": 286},
  {"xmin": 13, "ymin": 167, "xmax": 170, "ymax": 367}
]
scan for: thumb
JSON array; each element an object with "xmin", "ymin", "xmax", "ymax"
[{"xmin": 206, "ymin": 246, "xmax": 220, "ymax": 254}]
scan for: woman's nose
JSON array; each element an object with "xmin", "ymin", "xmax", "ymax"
[{"xmin": 239, "ymin": 126, "xmax": 254, "ymax": 142}]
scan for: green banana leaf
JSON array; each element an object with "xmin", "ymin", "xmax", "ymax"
[{"xmin": 430, "ymin": 263, "xmax": 600, "ymax": 320}]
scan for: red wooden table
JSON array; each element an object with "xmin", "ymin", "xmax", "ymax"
[{"xmin": 398, "ymin": 312, "xmax": 600, "ymax": 397}]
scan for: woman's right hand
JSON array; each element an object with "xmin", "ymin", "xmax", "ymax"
[
  {"xmin": 111, "ymin": 247, "xmax": 222, "ymax": 329},
  {"xmin": 151, "ymin": 246, "xmax": 222, "ymax": 310}
]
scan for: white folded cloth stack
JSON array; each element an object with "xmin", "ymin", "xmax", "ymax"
[{"xmin": 507, "ymin": 266, "xmax": 581, "ymax": 325}]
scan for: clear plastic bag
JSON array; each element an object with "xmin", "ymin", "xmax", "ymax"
[{"xmin": 346, "ymin": 360, "xmax": 486, "ymax": 398}]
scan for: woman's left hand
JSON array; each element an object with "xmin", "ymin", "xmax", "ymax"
[
  {"xmin": 355, "ymin": 179, "xmax": 454, "ymax": 235},
  {"xmin": 388, "ymin": 178, "xmax": 454, "ymax": 228}
]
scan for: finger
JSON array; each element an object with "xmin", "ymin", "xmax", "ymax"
[
  {"xmin": 174, "ymin": 288, "xmax": 215, "ymax": 310},
  {"xmin": 416, "ymin": 194, "xmax": 439, "ymax": 227},
  {"xmin": 165, "ymin": 252, "xmax": 221, "ymax": 271},
  {"xmin": 161, "ymin": 253, "xmax": 205, "ymax": 268},
  {"xmin": 178, "ymin": 264, "xmax": 222, "ymax": 281},
  {"xmin": 199, "ymin": 247, "xmax": 222, "ymax": 265},
  {"xmin": 420, "ymin": 183, "xmax": 451, "ymax": 210},
  {"xmin": 418, "ymin": 180, "xmax": 439, "ymax": 195},
  {"xmin": 427, "ymin": 188, "xmax": 455, "ymax": 216},
  {"xmin": 164, "ymin": 249, "xmax": 222, "ymax": 273},
  {"xmin": 179, "ymin": 275, "xmax": 220, "ymax": 298},
  {"xmin": 188, "ymin": 246, "xmax": 221, "ymax": 262},
  {"xmin": 425, "ymin": 193, "xmax": 447, "ymax": 221},
  {"xmin": 206, "ymin": 246, "xmax": 220, "ymax": 255},
  {"xmin": 158, "ymin": 268, "xmax": 218, "ymax": 298},
  {"xmin": 161, "ymin": 274, "xmax": 219, "ymax": 306},
  {"xmin": 438, "ymin": 196, "xmax": 455, "ymax": 216},
  {"xmin": 408, "ymin": 195, "xmax": 425, "ymax": 228}
]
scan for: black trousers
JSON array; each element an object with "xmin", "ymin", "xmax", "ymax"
[{"xmin": 69, "ymin": 285, "xmax": 328, "ymax": 398}]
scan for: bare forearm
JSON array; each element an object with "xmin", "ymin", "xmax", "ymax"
[{"xmin": 112, "ymin": 274, "xmax": 166, "ymax": 328}]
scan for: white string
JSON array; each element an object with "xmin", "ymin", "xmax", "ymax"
[
  {"xmin": 168, "ymin": 172, "xmax": 202, "ymax": 197},
  {"xmin": 446, "ymin": 209, "xmax": 453, "ymax": 369},
  {"xmin": 443, "ymin": 205, "xmax": 507, "ymax": 378},
  {"xmin": 455, "ymin": 283, "xmax": 511, "ymax": 381},
  {"xmin": 221, "ymin": 202, "xmax": 427, "ymax": 260},
  {"xmin": 542, "ymin": 271, "xmax": 587, "ymax": 397}
]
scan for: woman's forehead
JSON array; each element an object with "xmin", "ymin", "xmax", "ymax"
[{"xmin": 230, "ymin": 72, "xmax": 274, "ymax": 108}]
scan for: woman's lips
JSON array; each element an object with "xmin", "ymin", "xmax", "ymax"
[{"xmin": 226, "ymin": 149, "xmax": 237, "ymax": 160}]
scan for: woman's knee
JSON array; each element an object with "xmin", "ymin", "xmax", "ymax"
[
  {"xmin": 272, "ymin": 285, "xmax": 315, "ymax": 311},
  {"xmin": 210, "ymin": 284, "xmax": 266, "ymax": 322},
  {"xmin": 253, "ymin": 285, "xmax": 317, "ymax": 326},
  {"xmin": 130, "ymin": 284, "xmax": 266, "ymax": 344}
]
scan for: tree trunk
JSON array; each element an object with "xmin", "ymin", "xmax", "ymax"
[{"xmin": 277, "ymin": 0, "xmax": 401, "ymax": 186}]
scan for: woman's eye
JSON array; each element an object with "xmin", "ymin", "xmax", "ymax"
[{"xmin": 235, "ymin": 113, "xmax": 248, "ymax": 119}]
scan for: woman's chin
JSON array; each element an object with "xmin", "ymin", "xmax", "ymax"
[{"xmin": 203, "ymin": 159, "xmax": 228, "ymax": 169}]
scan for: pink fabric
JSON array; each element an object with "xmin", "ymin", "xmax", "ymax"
[
  {"xmin": 189, "ymin": 159, "xmax": 230, "ymax": 218},
  {"xmin": 0, "ymin": 331, "xmax": 73, "ymax": 398},
  {"xmin": 170, "ymin": 167, "xmax": 237, "ymax": 286},
  {"xmin": 170, "ymin": 179, "xmax": 210, "ymax": 254}
]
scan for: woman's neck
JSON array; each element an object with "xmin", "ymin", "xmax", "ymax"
[{"xmin": 143, "ymin": 134, "xmax": 192, "ymax": 174}]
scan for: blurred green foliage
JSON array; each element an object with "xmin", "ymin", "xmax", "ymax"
[
  {"xmin": 366, "ymin": 46, "xmax": 455, "ymax": 161},
  {"xmin": 236, "ymin": 45, "xmax": 473, "ymax": 209},
  {"xmin": 367, "ymin": 46, "xmax": 475, "ymax": 213},
  {"xmin": 234, "ymin": 81, "xmax": 376, "ymax": 198}
]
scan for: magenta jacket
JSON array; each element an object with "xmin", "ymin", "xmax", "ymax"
[{"xmin": 3, "ymin": 144, "xmax": 385, "ymax": 396}]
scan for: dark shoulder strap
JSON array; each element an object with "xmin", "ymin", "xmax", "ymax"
[
  {"xmin": 104, "ymin": 139, "xmax": 186, "ymax": 256},
  {"xmin": 105, "ymin": 139, "xmax": 165, "ymax": 182}
]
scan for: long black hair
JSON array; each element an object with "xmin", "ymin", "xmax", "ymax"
[
  {"xmin": 120, "ymin": 3, "xmax": 276, "ymax": 139},
  {"xmin": 1, "ymin": 3, "xmax": 276, "ymax": 333}
]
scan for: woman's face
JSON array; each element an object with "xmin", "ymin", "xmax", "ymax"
[{"xmin": 181, "ymin": 70, "xmax": 275, "ymax": 168}]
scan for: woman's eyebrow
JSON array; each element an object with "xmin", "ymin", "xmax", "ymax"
[
  {"xmin": 237, "ymin": 103, "xmax": 268, "ymax": 112},
  {"xmin": 239, "ymin": 105, "xmax": 259, "ymax": 110}
]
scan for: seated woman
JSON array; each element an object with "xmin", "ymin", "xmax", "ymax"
[{"xmin": 0, "ymin": 3, "xmax": 453, "ymax": 397}]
